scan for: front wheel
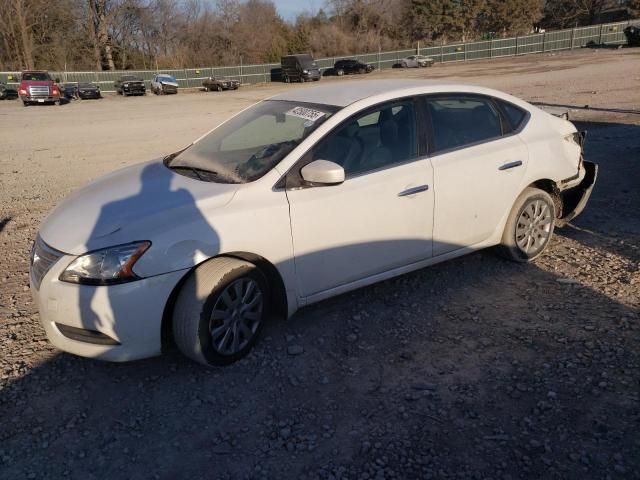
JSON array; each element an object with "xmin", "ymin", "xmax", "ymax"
[
  {"xmin": 172, "ymin": 258, "xmax": 268, "ymax": 366},
  {"xmin": 499, "ymin": 187, "xmax": 556, "ymax": 262}
]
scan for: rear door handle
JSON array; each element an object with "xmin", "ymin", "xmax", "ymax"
[
  {"xmin": 398, "ymin": 185, "xmax": 429, "ymax": 196},
  {"xmin": 499, "ymin": 160, "xmax": 523, "ymax": 171}
]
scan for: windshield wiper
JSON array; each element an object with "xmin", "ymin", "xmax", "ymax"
[{"xmin": 168, "ymin": 165, "xmax": 218, "ymax": 181}]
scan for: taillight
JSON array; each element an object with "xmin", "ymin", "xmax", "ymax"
[{"xmin": 565, "ymin": 131, "xmax": 586, "ymax": 148}]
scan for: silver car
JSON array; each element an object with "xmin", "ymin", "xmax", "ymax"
[{"xmin": 400, "ymin": 55, "xmax": 435, "ymax": 68}]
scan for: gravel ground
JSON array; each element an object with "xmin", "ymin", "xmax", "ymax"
[{"xmin": 0, "ymin": 48, "xmax": 639, "ymax": 480}]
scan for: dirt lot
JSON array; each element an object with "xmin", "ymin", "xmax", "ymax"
[{"xmin": 0, "ymin": 48, "xmax": 639, "ymax": 479}]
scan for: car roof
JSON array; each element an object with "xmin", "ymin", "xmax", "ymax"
[{"xmin": 269, "ymin": 79, "xmax": 499, "ymax": 108}]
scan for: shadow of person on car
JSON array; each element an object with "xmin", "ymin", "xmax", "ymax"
[{"xmin": 76, "ymin": 161, "xmax": 221, "ymax": 361}]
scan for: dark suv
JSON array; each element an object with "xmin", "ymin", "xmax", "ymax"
[
  {"xmin": 334, "ymin": 59, "xmax": 375, "ymax": 76},
  {"xmin": 281, "ymin": 54, "xmax": 321, "ymax": 83}
]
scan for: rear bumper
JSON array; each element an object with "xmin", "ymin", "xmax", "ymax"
[{"xmin": 558, "ymin": 161, "xmax": 598, "ymax": 226}]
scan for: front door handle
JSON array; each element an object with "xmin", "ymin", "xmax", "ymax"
[
  {"xmin": 398, "ymin": 185, "xmax": 429, "ymax": 196},
  {"xmin": 499, "ymin": 160, "xmax": 523, "ymax": 171}
]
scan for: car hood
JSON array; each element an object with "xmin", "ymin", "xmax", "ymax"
[
  {"xmin": 21, "ymin": 80, "xmax": 53, "ymax": 87},
  {"xmin": 160, "ymin": 80, "xmax": 179, "ymax": 87},
  {"xmin": 39, "ymin": 159, "xmax": 238, "ymax": 255}
]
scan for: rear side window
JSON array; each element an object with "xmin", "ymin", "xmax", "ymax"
[
  {"xmin": 498, "ymin": 100, "xmax": 527, "ymax": 130},
  {"xmin": 426, "ymin": 96, "xmax": 504, "ymax": 153}
]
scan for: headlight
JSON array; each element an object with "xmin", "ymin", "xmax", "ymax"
[
  {"xmin": 123, "ymin": 83, "xmax": 129, "ymax": 87},
  {"xmin": 59, "ymin": 241, "xmax": 150, "ymax": 285},
  {"xmin": 302, "ymin": 69, "xmax": 309, "ymax": 74}
]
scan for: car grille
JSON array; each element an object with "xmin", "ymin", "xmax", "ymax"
[
  {"xmin": 28, "ymin": 86, "xmax": 50, "ymax": 97},
  {"xmin": 30, "ymin": 235, "xmax": 64, "ymax": 290}
]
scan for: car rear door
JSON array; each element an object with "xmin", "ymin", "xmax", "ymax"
[
  {"xmin": 423, "ymin": 94, "xmax": 529, "ymax": 256},
  {"xmin": 285, "ymin": 98, "xmax": 434, "ymax": 299}
]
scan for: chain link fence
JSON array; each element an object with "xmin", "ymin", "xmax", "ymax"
[{"xmin": 1, "ymin": 19, "xmax": 637, "ymax": 92}]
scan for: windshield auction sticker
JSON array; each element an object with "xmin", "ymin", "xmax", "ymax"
[{"xmin": 285, "ymin": 106, "xmax": 326, "ymax": 122}]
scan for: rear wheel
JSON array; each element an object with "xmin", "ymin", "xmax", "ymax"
[
  {"xmin": 336, "ymin": 69, "xmax": 344, "ymax": 76},
  {"xmin": 217, "ymin": 85, "xmax": 222, "ymax": 92},
  {"xmin": 172, "ymin": 258, "xmax": 268, "ymax": 366},
  {"xmin": 499, "ymin": 187, "xmax": 556, "ymax": 262}
]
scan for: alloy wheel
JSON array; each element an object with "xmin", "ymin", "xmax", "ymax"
[
  {"xmin": 209, "ymin": 278, "xmax": 263, "ymax": 356},
  {"xmin": 515, "ymin": 199, "xmax": 553, "ymax": 255}
]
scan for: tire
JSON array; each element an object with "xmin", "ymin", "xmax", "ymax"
[
  {"xmin": 499, "ymin": 187, "xmax": 556, "ymax": 263},
  {"xmin": 217, "ymin": 85, "xmax": 222, "ymax": 92},
  {"xmin": 358, "ymin": 68, "xmax": 366, "ymax": 74},
  {"xmin": 299, "ymin": 76, "xmax": 304, "ymax": 83},
  {"xmin": 22, "ymin": 101, "xmax": 29, "ymax": 107},
  {"xmin": 336, "ymin": 69, "xmax": 344, "ymax": 76},
  {"xmin": 401, "ymin": 62, "xmax": 408, "ymax": 68},
  {"xmin": 172, "ymin": 258, "xmax": 268, "ymax": 366},
  {"xmin": 284, "ymin": 75, "xmax": 290, "ymax": 83}
]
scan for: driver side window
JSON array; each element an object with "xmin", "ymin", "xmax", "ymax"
[{"xmin": 310, "ymin": 100, "xmax": 418, "ymax": 177}]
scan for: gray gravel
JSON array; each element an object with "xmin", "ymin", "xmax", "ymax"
[{"xmin": 0, "ymin": 50, "xmax": 639, "ymax": 479}]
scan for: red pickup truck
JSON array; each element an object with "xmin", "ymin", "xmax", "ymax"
[{"xmin": 18, "ymin": 70, "xmax": 61, "ymax": 106}]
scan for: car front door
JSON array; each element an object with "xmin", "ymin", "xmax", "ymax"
[
  {"xmin": 424, "ymin": 94, "xmax": 529, "ymax": 256},
  {"xmin": 285, "ymin": 99, "xmax": 434, "ymax": 299}
]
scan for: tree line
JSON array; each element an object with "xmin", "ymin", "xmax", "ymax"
[{"xmin": 0, "ymin": 0, "xmax": 638, "ymax": 71}]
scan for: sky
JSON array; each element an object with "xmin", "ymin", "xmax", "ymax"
[{"xmin": 271, "ymin": 0, "xmax": 322, "ymax": 20}]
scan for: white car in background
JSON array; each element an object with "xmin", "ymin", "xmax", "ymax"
[
  {"xmin": 400, "ymin": 55, "xmax": 435, "ymax": 68},
  {"xmin": 30, "ymin": 80, "xmax": 597, "ymax": 366}
]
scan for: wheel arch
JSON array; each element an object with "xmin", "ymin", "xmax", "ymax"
[
  {"xmin": 528, "ymin": 178, "xmax": 562, "ymax": 217},
  {"xmin": 160, "ymin": 252, "xmax": 288, "ymax": 352}
]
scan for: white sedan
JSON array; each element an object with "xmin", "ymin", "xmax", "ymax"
[
  {"xmin": 30, "ymin": 80, "xmax": 597, "ymax": 366},
  {"xmin": 400, "ymin": 55, "xmax": 434, "ymax": 68}
]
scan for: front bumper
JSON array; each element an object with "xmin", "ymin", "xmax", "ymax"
[
  {"xmin": 161, "ymin": 84, "xmax": 178, "ymax": 93},
  {"xmin": 302, "ymin": 71, "xmax": 321, "ymax": 81},
  {"xmin": 78, "ymin": 90, "xmax": 100, "ymax": 99},
  {"xmin": 31, "ymin": 253, "xmax": 188, "ymax": 362},
  {"xmin": 22, "ymin": 95, "xmax": 59, "ymax": 103},
  {"xmin": 123, "ymin": 86, "xmax": 145, "ymax": 95},
  {"xmin": 557, "ymin": 160, "xmax": 598, "ymax": 226}
]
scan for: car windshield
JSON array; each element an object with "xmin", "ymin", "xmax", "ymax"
[
  {"xmin": 159, "ymin": 75, "xmax": 176, "ymax": 82},
  {"xmin": 22, "ymin": 72, "xmax": 50, "ymax": 81},
  {"xmin": 79, "ymin": 83, "xmax": 95, "ymax": 88},
  {"xmin": 122, "ymin": 76, "xmax": 140, "ymax": 81},
  {"xmin": 169, "ymin": 100, "xmax": 338, "ymax": 183}
]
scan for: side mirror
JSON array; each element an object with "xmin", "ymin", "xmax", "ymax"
[{"xmin": 300, "ymin": 160, "xmax": 344, "ymax": 186}]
